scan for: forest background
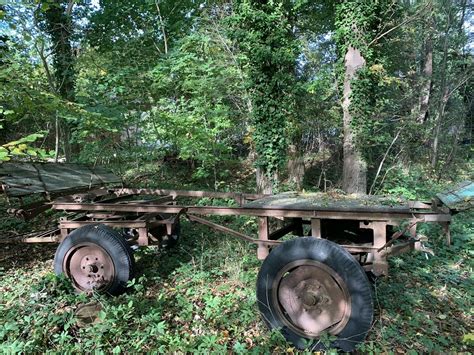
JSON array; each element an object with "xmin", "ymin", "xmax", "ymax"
[{"xmin": 1, "ymin": 0, "xmax": 472, "ymax": 195}]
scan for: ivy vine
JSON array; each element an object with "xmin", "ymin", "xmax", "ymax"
[
  {"xmin": 335, "ymin": 0, "xmax": 397, "ymax": 161},
  {"xmin": 231, "ymin": 0, "xmax": 298, "ymax": 178}
]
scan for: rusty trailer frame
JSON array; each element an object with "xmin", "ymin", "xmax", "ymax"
[
  {"xmin": 3, "ymin": 163, "xmax": 470, "ymax": 351},
  {"xmin": 4, "ymin": 181, "xmax": 465, "ymax": 352},
  {"xmin": 42, "ymin": 187, "xmax": 453, "ymax": 277}
]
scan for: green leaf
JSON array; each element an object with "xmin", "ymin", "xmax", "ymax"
[
  {"xmin": 0, "ymin": 149, "xmax": 10, "ymax": 161},
  {"xmin": 11, "ymin": 148, "xmax": 24, "ymax": 155},
  {"xmin": 463, "ymin": 333, "xmax": 474, "ymax": 344},
  {"xmin": 98, "ymin": 311, "xmax": 107, "ymax": 320}
]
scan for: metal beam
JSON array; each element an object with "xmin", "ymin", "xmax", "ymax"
[
  {"xmin": 52, "ymin": 202, "xmax": 450, "ymax": 221},
  {"xmin": 60, "ymin": 220, "xmax": 147, "ymax": 229},
  {"xmin": 187, "ymin": 214, "xmax": 280, "ymax": 246}
]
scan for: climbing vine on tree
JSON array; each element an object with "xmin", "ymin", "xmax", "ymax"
[
  {"xmin": 336, "ymin": 1, "xmax": 396, "ymax": 145},
  {"xmin": 232, "ymin": 0, "xmax": 299, "ymax": 190},
  {"xmin": 334, "ymin": 0, "xmax": 399, "ymax": 193}
]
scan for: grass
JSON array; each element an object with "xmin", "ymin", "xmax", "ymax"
[{"xmin": 0, "ymin": 164, "xmax": 472, "ymax": 353}]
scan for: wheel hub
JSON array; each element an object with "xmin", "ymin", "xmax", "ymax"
[
  {"xmin": 275, "ymin": 261, "xmax": 351, "ymax": 337},
  {"xmin": 64, "ymin": 243, "xmax": 115, "ymax": 292},
  {"xmin": 299, "ymin": 281, "xmax": 328, "ymax": 308}
]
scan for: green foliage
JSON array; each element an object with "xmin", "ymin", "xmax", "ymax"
[
  {"xmin": 378, "ymin": 165, "xmax": 442, "ymax": 199},
  {"xmin": 147, "ymin": 32, "xmax": 240, "ymax": 179},
  {"xmin": 362, "ymin": 213, "xmax": 473, "ymax": 352},
  {"xmin": 0, "ymin": 132, "xmax": 54, "ymax": 161},
  {"xmin": 1, "ymin": 0, "xmax": 471, "ymax": 191},
  {"xmin": 231, "ymin": 0, "xmax": 299, "ymax": 178},
  {"xmin": 335, "ymin": 1, "xmax": 401, "ymax": 162}
]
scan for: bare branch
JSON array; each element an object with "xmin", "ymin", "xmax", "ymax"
[
  {"xmin": 34, "ymin": 41, "xmax": 56, "ymax": 92},
  {"xmin": 369, "ymin": 129, "xmax": 402, "ymax": 195},
  {"xmin": 369, "ymin": 2, "xmax": 430, "ymax": 47},
  {"xmin": 65, "ymin": 0, "xmax": 75, "ymax": 16},
  {"xmin": 155, "ymin": 0, "xmax": 168, "ymax": 54}
]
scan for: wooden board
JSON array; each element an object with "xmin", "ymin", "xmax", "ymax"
[{"xmin": 0, "ymin": 162, "xmax": 121, "ymax": 197}]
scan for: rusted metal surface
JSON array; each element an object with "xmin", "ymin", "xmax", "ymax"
[
  {"xmin": 60, "ymin": 220, "xmax": 148, "ymax": 229},
  {"xmin": 375, "ymin": 219, "xmax": 422, "ymax": 252},
  {"xmin": 51, "ymin": 202, "xmax": 451, "ymax": 222},
  {"xmin": 258, "ymin": 217, "xmax": 270, "ymax": 260},
  {"xmin": 63, "ymin": 242, "xmax": 115, "ymax": 292},
  {"xmin": 268, "ymin": 220, "xmax": 299, "ymax": 240},
  {"xmin": 311, "ymin": 218, "xmax": 321, "ymax": 238},
  {"xmin": 275, "ymin": 260, "xmax": 351, "ymax": 337},
  {"xmin": 187, "ymin": 214, "xmax": 280, "ymax": 246},
  {"xmin": 0, "ymin": 228, "xmax": 61, "ymax": 244},
  {"xmin": 2, "ymin": 181, "xmax": 453, "ymax": 278}
]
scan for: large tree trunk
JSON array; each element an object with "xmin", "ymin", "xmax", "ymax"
[
  {"xmin": 42, "ymin": 0, "xmax": 76, "ymax": 161},
  {"xmin": 256, "ymin": 167, "xmax": 274, "ymax": 194},
  {"xmin": 248, "ymin": 149, "xmax": 273, "ymax": 194},
  {"xmin": 417, "ymin": 33, "xmax": 433, "ymax": 124},
  {"xmin": 342, "ymin": 46, "xmax": 367, "ymax": 195},
  {"xmin": 287, "ymin": 143, "xmax": 304, "ymax": 191}
]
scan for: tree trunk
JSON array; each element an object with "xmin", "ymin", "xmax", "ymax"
[
  {"xmin": 256, "ymin": 167, "xmax": 274, "ymax": 194},
  {"xmin": 287, "ymin": 143, "xmax": 304, "ymax": 191},
  {"xmin": 417, "ymin": 32, "xmax": 433, "ymax": 124},
  {"xmin": 54, "ymin": 115, "xmax": 60, "ymax": 162},
  {"xmin": 431, "ymin": 9, "xmax": 452, "ymax": 169},
  {"xmin": 42, "ymin": 0, "xmax": 76, "ymax": 161},
  {"xmin": 342, "ymin": 46, "xmax": 367, "ymax": 195},
  {"xmin": 248, "ymin": 149, "xmax": 273, "ymax": 194},
  {"xmin": 432, "ymin": 90, "xmax": 449, "ymax": 168}
]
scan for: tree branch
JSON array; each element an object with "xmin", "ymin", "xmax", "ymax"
[
  {"xmin": 65, "ymin": 0, "xmax": 75, "ymax": 16},
  {"xmin": 369, "ymin": 3, "xmax": 430, "ymax": 47},
  {"xmin": 369, "ymin": 129, "xmax": 402, "ymax": 195},
  {"xmin": 155, "ymin": 0, "xmax": 168, "ymax": 54}
]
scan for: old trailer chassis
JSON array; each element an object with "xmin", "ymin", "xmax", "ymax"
[
  {"xmin": 37, "ymin": 188, "xmax": 453, "ymax": 277},
  {"xmin": 6, "ymin": 186, "xmax": 456, "ymax": 351}
]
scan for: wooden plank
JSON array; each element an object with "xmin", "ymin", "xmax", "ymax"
[
  {"xmin": 243, "ymin": 191, "xmax": 417, "ymax": 213},
  {"xmin": 113, "ymin": 188, "xmax": 266, "ymax": 204}
]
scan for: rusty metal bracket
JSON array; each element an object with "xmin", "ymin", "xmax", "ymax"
[
  {"xmin": 186, "ymin": 214, "xmax": 281, "ymax": 246},
  {"xmin": 377, "ymin": 218, "xmax": 423, "ymax": 252}
]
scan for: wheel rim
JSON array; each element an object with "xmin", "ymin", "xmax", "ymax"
[
  {"xmin": 272, "ymin": 259, "xmax": 351, "ymax": 338},
  {"xmin": 63, "ymin": 242, "xmax": 115, "ymax": 292}
]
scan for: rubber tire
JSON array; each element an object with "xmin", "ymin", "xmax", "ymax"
[
  {"xmin": 256, "ymin": 237, "xmax": 373, "ymax": 352},
  {"xmin": 54, "ymin": 224, "xmax": 135, "ymax": 296}
]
